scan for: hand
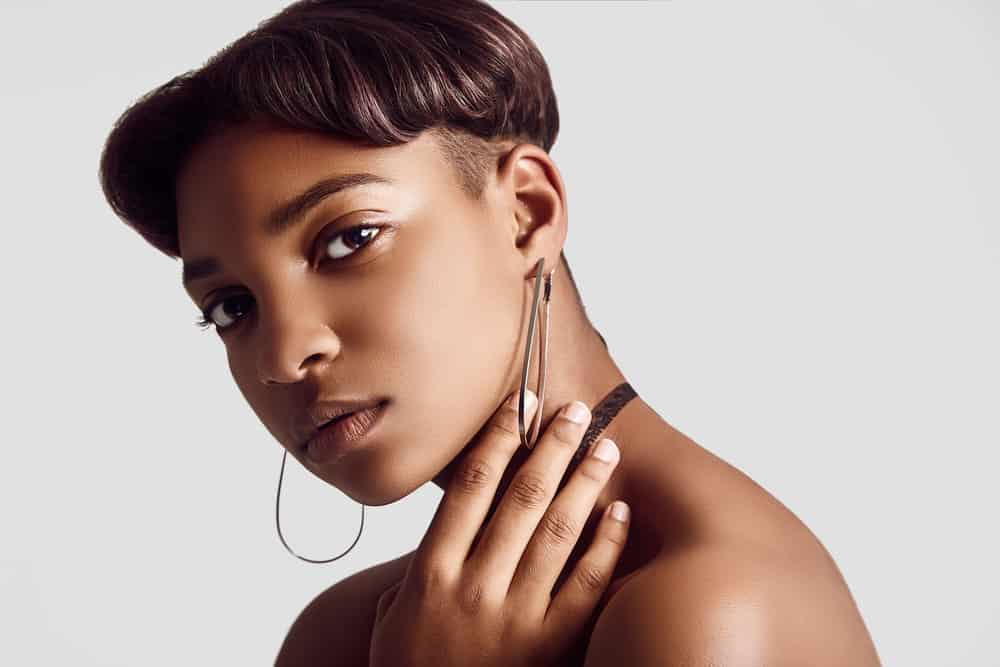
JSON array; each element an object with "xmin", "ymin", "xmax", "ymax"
[{"xmin": 369, "ymin": 391, "xmax": 629, "ymax": 667}]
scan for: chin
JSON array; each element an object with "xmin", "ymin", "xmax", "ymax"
[
  {"xmin": 324, "ymin": 400, "xmax": 474, "ymax": 506},
  {"xmin": 319, "ymin": 438, "xmax": 436, "ymax": 508}
]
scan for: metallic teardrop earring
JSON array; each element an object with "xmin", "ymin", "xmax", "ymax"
[
  {"xmin": 518, "ymin": 256, "xmax": 556, "ymax": 450},
  {"xmin": 275, "ymin": 449, "xmax": 365, "ymax": 564},
  {"xmin": 516, "ymin": 256, "xmax": 641, "ymax": 465}
]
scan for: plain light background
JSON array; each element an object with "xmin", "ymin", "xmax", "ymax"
[{"xmin": 1, "ymin": 1, "xmax": 997, "ymax": 665}]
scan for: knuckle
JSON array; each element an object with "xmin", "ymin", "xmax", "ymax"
[
  {"xmin": 513, "ymin": 557, "xmax": 543, "ymax": 583},
  {"xmin": 573, "ymin": 560, "xmax": 607, "ymax": 593},
  {"xmin": 457, "ymin": 580, "xmax": 487, "ymax": 616},
  {"xmin": 400, "ymin": 554, "xmax": 452, "ymax": 598},
  {"xmin": 508, "ymin": 471, "xmax": 550, "ymax": 510},
  {"xmin": 604, "ymin": 527, "xmax": 628, "ymax": 547},
  {"xmin": 550, "ymin": 416, "xmax": 583, "ymax": 445},
  {"xmin": 409, "ymin": 560, "xmax": 449, "ymax": 597},
  {"xmin": 575, "ymin": 457, "xmax": 612, "ymax": 482},
  {"xmin": 487, "ymin": 403, "xmax": 522, "ymax": 440},
  {"xmin": 453, "ymin": 457, "xmax": 494, "ymax": 495},
  {"xmin": 538, "ymin": 508, "xmax": 579, "ymax": 546}
]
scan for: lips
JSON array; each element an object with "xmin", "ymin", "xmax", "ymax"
[
  {"xmin": 305, "ymin": 401, "xmax": 387, "ymax": 464},
  {"xmin": 318, "ymin": 409, "xmax": 358, "ymax": 430},
  {"xmin": 298, "ymin": 397, "xmax": 387, "ymax": 450}
]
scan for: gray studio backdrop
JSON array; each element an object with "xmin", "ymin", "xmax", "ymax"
[{"xmin": 2, "ymin": 1, "xmax": 997, "ymax": 665}]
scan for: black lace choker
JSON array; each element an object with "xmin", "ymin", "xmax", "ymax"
[{"xmin": 571, "ymin": 381, "xmax": 638, "ymax": 467}]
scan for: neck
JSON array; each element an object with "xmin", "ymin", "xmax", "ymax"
[{"xmin": 432, "ymin": 265, "xmax": 678, "ymax": 577}]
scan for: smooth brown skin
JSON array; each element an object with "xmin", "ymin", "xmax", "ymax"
[
  {"xmin": 176, "ymin": 120, "xmax": 882, "ymax": 665},
  {"xmin": 368, "ymin": 392, "xmax": 630, "ymax": 666}
]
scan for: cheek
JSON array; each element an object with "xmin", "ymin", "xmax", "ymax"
[
  {"xmin": 357, "ymin": 221, "xmax": 524, "ymax": 482},
  {"xmin": 369, "ymin": 214, "xmax": 520, "ymax": 371},
  {"xmin": 376, "ymin": 218, "xmax": 521, "ymax": 394}
]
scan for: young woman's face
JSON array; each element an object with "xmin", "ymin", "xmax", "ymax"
[{"xmin": 176, "ymin": 120, "xmax": 557, "ymax": 506}]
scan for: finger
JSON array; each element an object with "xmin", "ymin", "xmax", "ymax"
[
  {"xmin": 465, "ymin": 400, "xmax": 592, "ymax": 594},
  {"xmin": 507, "ymin": 436, "xmax": 621, "ymax": 614},
  {"xmin": 541, "ymin": 499, "xmax": 630, "ymax": 656},
  {"xmin": 411, "ymin": 390, "xmax": 538, "ymax": 578}
]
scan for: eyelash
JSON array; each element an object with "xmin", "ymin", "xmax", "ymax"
[{"xmin": 194, "ymin": 223, "xmax": 384, "ymax": 333}]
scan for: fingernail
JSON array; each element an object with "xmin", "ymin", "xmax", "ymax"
[
  {"xmin": 591, "ymin": 438, "xmax": 618, "ymax": 463},
  {"xmin": 564, "ymin": 400, "xmax": 590, "ymax": 424},
  {"xmin": 524, "ymin": 389, "xmax": 537, "ymax": 414},
  {"xmin": 610, "ymin": 501, "xmax": 630, "ymax": 522},
  {"xmin": 508, "ymin": 390, "xmax": 537, "ymax": 413}
]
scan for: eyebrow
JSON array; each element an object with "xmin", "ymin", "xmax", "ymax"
[{"xmin": 182, "ymin": 172, "xmax": 394, "ymax": 288}]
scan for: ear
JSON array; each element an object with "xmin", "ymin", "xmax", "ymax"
[{"xmin": 496, "ymin": 143, "xmax": 568, "ymax": 278}]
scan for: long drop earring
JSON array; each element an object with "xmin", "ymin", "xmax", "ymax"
[
  {"xmin": 515, "ymin": 256, "xmax": 641, "ymax": 464},
  {"xmin": 274, "ymin": 449, "xmax": 365, "ymax": 564},
  {"xmin": 518, "ymin": 257, "xmax": 556, "ymax": 449}
]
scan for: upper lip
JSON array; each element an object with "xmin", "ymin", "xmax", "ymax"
[{"xmin": 297, "ymin": 397, "xmax": 385, "ymax": 449}]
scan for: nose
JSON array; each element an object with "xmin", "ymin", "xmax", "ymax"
[{"xmin": 256, "ymin": 308, "xmax": 342, "ymax": 385}]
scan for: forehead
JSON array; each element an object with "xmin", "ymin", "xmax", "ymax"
[{"xmin": 175, "ymin": 121, "xmax": 449, "ymax": 259}]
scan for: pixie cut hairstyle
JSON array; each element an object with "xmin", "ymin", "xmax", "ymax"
[{"xmin": 98, "ymin": 0, "xmax": 562, "ymax": 260}]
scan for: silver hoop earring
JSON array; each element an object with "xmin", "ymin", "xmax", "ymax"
[
  {"xmin": 275, "ymin": 449, "xmax": 365, "ymax": 564},
  {"xmin": 518, "ymin": 256, "xmax": 555, "ymax": 450}
]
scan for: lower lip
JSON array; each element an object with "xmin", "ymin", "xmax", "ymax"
[{"xmin": 306, "ymin": 402, "xmax": 387, "ymax": 465}]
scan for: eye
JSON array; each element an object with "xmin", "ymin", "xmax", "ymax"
[
  {"xmin": 195, "ymin": 293, "xmax": 253, "ymax": 332},
  {"xmin": 193, "ymin": 223, "xmax": 385, "ymax": 333},
  {"xmin": 321, "ymin": 223, "xmax": 383, "ymax": 261}
]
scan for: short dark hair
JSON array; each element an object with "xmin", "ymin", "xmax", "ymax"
[{"xmin": 98, "ymin": 0, "xmax": 596, "ymax": 322}]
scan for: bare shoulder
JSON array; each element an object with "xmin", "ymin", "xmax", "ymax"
[
  {"xmin": 583, "ymin": 538, "xmax": 882, "ymax": 666},
  {"xmin": 274, "ymin": 549, "xmax": 416, "ymax": 667}
]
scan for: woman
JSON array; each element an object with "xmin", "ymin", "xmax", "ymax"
[{"xmin": 98, "ymin": 1, "xmax": 881, "ymax": 664}]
